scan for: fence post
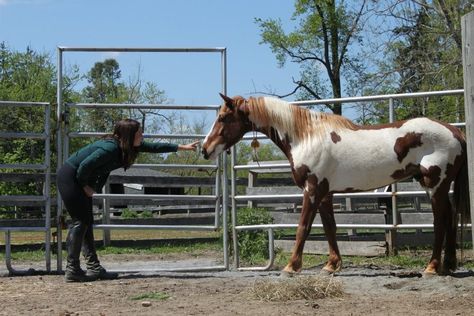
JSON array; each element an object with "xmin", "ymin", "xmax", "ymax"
[
  {"xmin": 461, "ymin": 11, "xmax": 474, "ymax": 250},
  {"xmin": 386, "ymin": 97, "xmax": 398, "ymax": 255}
]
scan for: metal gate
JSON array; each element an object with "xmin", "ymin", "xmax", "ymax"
[
  {"xmin": 56, "ymin": 47, "xmax": 230, "ymax": 273},
  {"xmin": 0, "ymin": 101, "xmax": 52, "ymax": 274}
]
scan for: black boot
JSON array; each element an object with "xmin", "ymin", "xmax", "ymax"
[
  {"xmin": 82, "ymin": 226, "xmax": 118, "ymax": 280},
  {"xmin": 65, "ymin": 221, "xmax": 96, "ymax": 282}
]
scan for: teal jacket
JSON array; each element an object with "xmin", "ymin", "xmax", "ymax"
[{"xmin": 65, "ymin": 139, "xmax": 178, "ymax": 191}]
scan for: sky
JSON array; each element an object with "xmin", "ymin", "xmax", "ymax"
[{"xmin": 0, "ymin": 0, "xmax": 303, "ymax": 117}]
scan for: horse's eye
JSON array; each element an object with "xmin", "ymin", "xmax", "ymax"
[{"xmin": 218, "ymin": 114, "xmax": 231, "ymax": 123}]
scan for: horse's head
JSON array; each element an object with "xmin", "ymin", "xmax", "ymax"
[{"xmin": 202, "ymin": 94, "xmax": 251, "ymax": 160}]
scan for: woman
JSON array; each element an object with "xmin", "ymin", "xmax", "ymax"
[{"xmin": 57, "ymin": 119, "xmax": 199, "ymax": 282}]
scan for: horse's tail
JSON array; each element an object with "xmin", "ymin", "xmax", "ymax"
[{"xmin": 454, "ymin": 155, "xmax": 470, "ymax": 262}]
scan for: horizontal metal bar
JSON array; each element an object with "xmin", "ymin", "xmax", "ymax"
[
  {"xmin": 0, "ymin": 164, "xmax": 47, "ymax": 170},
  {"xmin": 94, "ymin": 224, "xmax": 218, "ymax": 231},
  {"xmin": 236, "ymin": 223, "xmax": 394, "ymax": 230},
  {"xmin": 292, "ymin": 89, "xmax": 464, "ymax": 106},
  {"xmin": 108, "ymin": 265, "xmax": 227, "ymax": 274},
  {"xmin": 66, "ymin": 103, "xmax": 219, "ymax": 110},
  {"xmin": 0, "ymin": 227, "xmax": 48, "ymax": 232},
  {"xmin": 0, "ymin": 101, "xmax": 49, "ymax": 106},
  {"xmin": 0, "ymin": 132, "xmax": 47, "ymax": 139},
  {"xmin": 0, "ymin": 195, "xmax": 47, "ymax": 202},
  {"xmin": 93, "ymin": 193, "xmax": 218, "ymax": 201},
  {"xmin": 242, "ymin": 133, "xmax": 269, "ymax": 140},
  {"xmin": 131, "ymin": 164, "xmax": 217, "ymax": 170},
  {"xmin": 234, "ymin": 163, "xmax": 290, "ymax": 171},
  {"xmin": 67, "ymin": 132, "xmax": 206, "ymax": 139},
  {"xmin": 59, "ymin": 47, "xmax": 226, "ymax": 53},
  {"xmin": 234, "ymin": 190, "xmax": 448, "ymax": 201},
  {"xmin": 235, "ymin": 223, "xmax": 471, "ymax": 231}
]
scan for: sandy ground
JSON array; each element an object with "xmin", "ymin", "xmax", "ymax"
[{"xmin": 0, "ymin": 253, "xmax": 473, "ymax": 316}]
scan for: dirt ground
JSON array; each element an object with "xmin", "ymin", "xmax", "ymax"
[{"xmin": 1, "ymin": 252, "xmax": 474, "ymax": 316}]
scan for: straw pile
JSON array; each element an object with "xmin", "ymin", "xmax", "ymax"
[{"xmin": 250, "ymin": 275, "xmax": 344, "ymax": 301}]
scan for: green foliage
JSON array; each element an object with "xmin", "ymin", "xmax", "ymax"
[
  {"xmin": 231, "ymin": 207, "xmax": 275, "ymax": 263},
  {"xmin": 130, "ymin": 292, "xmax": 170, "ymax": 301},
  {"xmin": 140, "ymin": 210, "xmax": 153, "ymax": 218},
  {"xmin": 120, "ymin": 209, "xmax": 139, "ymax": 219},
  {"xmin": 80, "ymin": 59, "xmax": 127, "ymax": 132},
  {"xmin": 362, "ymin": 0, "xmax": 469, "ymax": 123},
  {"xmin": 255, "ymin": 1, "xmax": 369, "ymax": 114}
]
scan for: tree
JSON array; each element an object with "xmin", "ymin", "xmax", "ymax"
[
  {"xmin": 0, "ymin": 43, "xmax": 80, "ymax": 215},
  {"xmin": 365, "ymin": 0, "xmax": 471, "ymax": 123},
  {"xmin": 123, "ymin": 64, "xmax": 172, "ymax": 133},
  {"xmin": 0, "ymin": 43, "xmax": 58, "ymax": 173},
  {"xmin": 81, "ymin": 59, "xmax": 127, "ymax": 132},
  {"xmin": 255, "ymin": 0, "xmax": 369, "ymax": 114}
]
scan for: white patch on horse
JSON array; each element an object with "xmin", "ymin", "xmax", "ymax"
[
  {"xmin": 291, "ymin": 118, "xmax": 462, "ymax": 192},
  {"xmin": 203, "ymin": 120, "xmax": 216, "ymax": 145},
  {"xmin": 208, "ymin": 143, "xmax": 225, "ymax": 160}
]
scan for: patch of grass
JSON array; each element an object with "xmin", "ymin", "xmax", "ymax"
[
  {"xmin": 97, "ymin": 241, "xmax": 221, "ymax": 256},
  {"xmin": 0, "ymin": 241, "xmax": 221, "ymax": 262},
  {"xmin": 130, "ymin": 291, "xmax": 170, "ymax": 301},
  {"xmin": 2, "ymin": 249, "xmax": 54, "ymax": 261}
]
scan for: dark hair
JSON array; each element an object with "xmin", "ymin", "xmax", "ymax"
[{"xmin": 111, "ymin": 119, "xmax": 140, "ymax": 170}]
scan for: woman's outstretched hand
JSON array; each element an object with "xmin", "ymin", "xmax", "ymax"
[{"xmin": 178, "ymin": 140, "xmax": 200, "ymax": 151}]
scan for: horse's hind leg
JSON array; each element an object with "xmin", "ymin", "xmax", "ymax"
[
  {"xmin": 425, "ymin": 186, "xmax": 454, "ymax": 275},
  {"xmin": 283, "ymin": 191, "xmax": 320, "ymax": 275},
  {"xmin": 319, "ymin": 195, "xmax": 342, "ymax": 273},
  {"xmin": 441, "ymin": 189, "xmax": 457, "ymax": 274}
]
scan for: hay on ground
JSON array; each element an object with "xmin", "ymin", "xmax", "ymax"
[{"xmin": 250, "ymin": 275, "xmax": 343, "ymax": 301}]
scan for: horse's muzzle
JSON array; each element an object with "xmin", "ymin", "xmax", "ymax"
[{"xmin": 202, "ymin": 148, "xmax": 210, "ymax": 160}]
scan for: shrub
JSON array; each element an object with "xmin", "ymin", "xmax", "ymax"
[
  {"xmin": 231, "ymin": 207, "xmax": 274, "ymax": 263},
  {"xmin": 120, "ymin": 208, "xmax": 138, "ymax": 219}
]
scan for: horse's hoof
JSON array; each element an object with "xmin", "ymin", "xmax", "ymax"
[
  {"xmin": 280, "ymin": 270, "xmax": 296, "ymax": 278},
  {"xmin": 422, "ymin": 271, "xmax": 437, "ymax": 278},
  {"xmin": 320, "ymin": 268, "xmax": 335, "ymax": 276}
]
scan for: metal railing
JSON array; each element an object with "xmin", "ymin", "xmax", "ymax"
[{"xmin": 0, "ymin": 101, "xmax": 52, "ymax": 275}]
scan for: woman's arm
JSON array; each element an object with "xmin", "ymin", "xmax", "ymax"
[
  {"xmin": 138, "ymin": 140, "xmax": 200, "ymax": 153},
  {"xmin": 177, "ymin": 140, "xmax": 200, "ymax": 151}
]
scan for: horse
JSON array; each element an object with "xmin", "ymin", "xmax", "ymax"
[{"xmin": 202, "ymin": 93, "xmax": 470, "ymax": 275}]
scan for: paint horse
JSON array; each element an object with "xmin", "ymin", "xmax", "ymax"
[{"xmin": 202, "ymin": 94, "xmax": 469, "ymax": 275}]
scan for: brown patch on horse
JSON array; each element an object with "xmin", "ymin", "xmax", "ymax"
[
  {"xmin": 419, "ymin": 165, "xmax": 442, "ymax": 188},
  {"xmin": 394, "ymin": 132, "xmax": 423, "ymax": 162},
  {"xmin": 390, "ymin": 163, "xmax": 421, "ymax": 180},
  {"xmin": 330, "ymin": 131, "xmax": 341, "ymax": 144},
  {"xmin": 292, "ymin": 164, "xmax": 311, "ymax": 189}
]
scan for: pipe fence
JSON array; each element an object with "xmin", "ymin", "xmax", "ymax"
[{"xmin": 0, "ymin": 101, "xmax": 52, "ymax": 274}]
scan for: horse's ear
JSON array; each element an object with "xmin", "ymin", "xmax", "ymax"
[{"xmin": 219, "ymin": 93, "xmax": 234, "ymax": 110}]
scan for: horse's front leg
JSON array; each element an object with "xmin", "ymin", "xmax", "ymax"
[
  {"xmin": 283, "ymin": 191, "xmax": 320, "ymax": 275},
  {"xmin": 319, "ymin": 194, "xmax": 342, "ymax": 273}
]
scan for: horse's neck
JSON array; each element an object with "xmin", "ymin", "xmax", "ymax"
[{"xmin": 253, "ymin": 125, "xmax": 295, "ymax": 161}]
